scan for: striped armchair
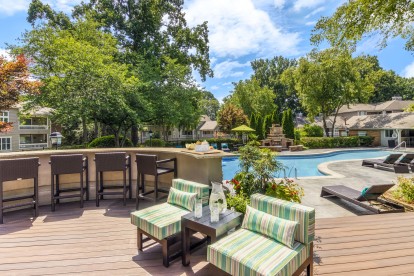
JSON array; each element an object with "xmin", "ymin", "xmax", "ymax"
[
  {"xmin": 207, "ymin": 194, "xmax": 315, "ymax": 276},
  {"xmin": 130, "ymin": 179, "xmax": 209, "ymax": 267}
]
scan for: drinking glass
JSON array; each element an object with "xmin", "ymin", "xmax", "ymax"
[
  {"xmin": 195, "ymin": 198, "xmax": 203, "ymax": 218},
  {"xmin": 210, "ymin": 203, "xmax": 219, "ymax": 223}
]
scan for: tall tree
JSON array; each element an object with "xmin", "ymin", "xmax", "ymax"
[
  {"xmin": 250, "ymin": 56, "xmax": 299, "ymax": 114},
  {"xmin": 281, "ymin": 48, "xmax": 377, "ymax": 137},
  {"xmin": 217, "ymin": 103, "xmax": 248, "ymax": 133},
  {"xmin": 18, "ymin": 17, "xmax": 146, "ymax": 145},
  {"xmin": 0, "ymin": 54, "xmax": 41, "ymax": 131},
  {"xmin": 229, "ymin": 78, "xmax": 276, "ymax": 118},
  {"xmin": 311, "ymin": 0, "xmax": 414, "ymax": 51},
  {"xmin": 199, "ymin": 91, "xmax": 220, "ymax": 120},
  {"xmin": 282, "ymin": 109, "xmax": 294, "ymax": 139}
]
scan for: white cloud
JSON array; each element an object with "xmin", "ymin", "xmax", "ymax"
[
  {"xmin": 305, "ymin": 21, "xmax": 317, "ymax": 26},
  {"xmin": 304, "ymin": 7, "xmax": 325, "ymax": 19},
  {"xmin": 213, "ymin": 60, "xmax": 250, "ymax": 78},
  {"xmin": 402, "ymin": 61, "xmax": 414, "ymax": 78},
  {"xmin": 0, "ymin": 48, "xmax": 11, "ymax": 60},
  {"xmin": 210, "ymin": 85, "xmax": 220, "ymax": 90},
  {"xmin": 185, "ymin": 0, "xmax": 301, "ymax": 58},
  {"xmin": 0, "ymin": 0, "xmax": 82, "ymax": 16},
  {"xmin": 273, "ymin": 0, "xmax": 285, "ymax": 9},
  {"xmin": 293, "ymin": 0, "xmax": 326, "ymax": 12}
]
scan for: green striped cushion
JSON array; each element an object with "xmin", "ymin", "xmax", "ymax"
[
  {"xmin": 167, "ymin": 187, "xmax": 197, "ymax": 211},
  {"xmin": 242, "ymin": 205, "xmax": 298, "ymax": 248},
  {"xmin": 130, "ymin": 203, "xmax": 189, "ymax": 240},
  {"xmin": 250, "ymin": 194, "xmax": 315, "ymax": 244},
  {"xmin": 207, "ymin": 228, "xmax": 308, "ymax": 276},
  {"xmin": 172, "ymin": 178, "xmax": 210, "ymax": 206}
]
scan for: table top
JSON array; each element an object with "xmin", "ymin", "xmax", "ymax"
[{"xmin": 182, "ymin": 206, "xmax": 243, "ymax": 231}]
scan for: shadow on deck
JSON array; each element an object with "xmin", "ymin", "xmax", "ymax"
[{"xmin": 1, "ymin": 199, "xmax": 413, "ymax": 275}]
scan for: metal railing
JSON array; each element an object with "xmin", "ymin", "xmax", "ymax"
[
  {"xmin": 393, "ymin": 141, "xmax": 406, "ymax": 151},
  {"xmin": 19, "ymin": 143, "xmax": 48, "ymax": 149},
  {"xmin": 19, "ymin": 125, "xmax": 48, "ymax": 130}
]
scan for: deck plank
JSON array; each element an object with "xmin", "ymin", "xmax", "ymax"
[{"xmin": 0, "ymin": 200, "xmax": 413, "ymax": 275}]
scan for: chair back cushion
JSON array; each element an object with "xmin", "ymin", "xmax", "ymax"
[
  {"xmin": 167, "ymin": 187, "xmax": 197, "ymax": 211},
  {"xmin": 172, "ymin": 179, "xmax": 210, "ymax": 206},
  {"xmin": 242, "ymin": 205, "xmax": 298, "ymax": 248},
  {"xmin": 250, "ymin": 194, "xmax": 315, "ymax": 244}
]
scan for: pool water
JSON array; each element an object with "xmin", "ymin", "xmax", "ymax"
[{"xmin": 222, "ymin": 149, "xmax": 393, "ymax": 179}]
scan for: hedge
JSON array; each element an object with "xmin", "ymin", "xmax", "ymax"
[
  {"xmin": 301, "ymin": 136, "xmax": 374, "ymax": 148},
  {"xmin": 88, "ymin": 135, "xmax": 133, "ymax": 148},
  {"xmin": 144, "ymin": 138, "xmax": 166, "ymax": 147}
]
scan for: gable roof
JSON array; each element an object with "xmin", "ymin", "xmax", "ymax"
[
  {"xmin": 338, "ymin": 100, "xmax": 414, "ymax": 114},
  {"xmin": 346, "ymin": 112, "xmax": 414, "ymax": 129},
  {"xmin": 199, "ymin": 120, "xmax": 218, "ymax": 131}
]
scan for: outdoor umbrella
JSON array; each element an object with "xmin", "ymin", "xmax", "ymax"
[{"xmin": 231, "ymin": 125, "xmax": 255, "ymax": 143}]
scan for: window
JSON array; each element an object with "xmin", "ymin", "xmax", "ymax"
[
  {"xmin": 385, "ymin": 130, "xmax": 394, "ymax": 138},
  {"xmin": 182, "ymin": 130, "xmax": 192, "ymax": 136},
  {"xmin": 333, "ymin": 128, "xmax": 339, "ymax": 137},
  {"xmin": 358, "ymin": 111, "xmax": 367, "ymax": 116},
  {"xmin": 358, "ymin": 131, "xmax": 367, "ymax": 137},
  {"xmin": 0, "ymin": 111, "xmax": 9, "ymax": 123},
  {"xmin": 0, "ymin": 137, "xmax": 11, "ymax": 151}
]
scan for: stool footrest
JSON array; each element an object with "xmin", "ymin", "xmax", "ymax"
[
  {"xmin": 3, "ymin": 194, "xmax": 34, "ymax": 202},
  {"xmin": 3, "ymin": 201, "xmax": 36, "ymax": 210}
]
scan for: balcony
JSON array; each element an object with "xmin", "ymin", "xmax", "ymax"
[
  {"xmin": 19, "ymin": 143, "xmax": 48, "ymax": 149},
  {"xmin": 19, "ymin": 125, "xmax": 48, "ymax": 130}
]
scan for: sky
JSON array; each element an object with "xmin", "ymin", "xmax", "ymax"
[{"xmin": 1, "ymin": 0, "xmax": 414, "ymax": 102}]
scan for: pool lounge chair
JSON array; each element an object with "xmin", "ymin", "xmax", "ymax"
[
  {"xmin": 361, "ymin": 153, "xmax": 402, "ymax": 168},
  {"xmin": 320, "ymin": 184, "xmax": 404, "ymax": 214},
  {"xmin": 221, "ymin": 143, "xmax": 230, "ymax": 152}
]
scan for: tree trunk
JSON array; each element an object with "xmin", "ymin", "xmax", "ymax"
[
  {"xmin": 114, "ymin": 131, "xmax": 120, "ymax": 147},
  {"xmin": 94, "ymin": 118, "xmax": 99, "ymax": 139},
  {"xmin": 322, "ymin": 116, "xmax": 330, "ymax": 137},
  {"xmin": 82, "ymin": 117, "xmax": 88, "ymax": 144},
  {"xmin": 131, "ymin": 124, "xmax": 138, "ymax": 146}
]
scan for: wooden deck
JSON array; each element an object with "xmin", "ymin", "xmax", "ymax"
[{"xmin": 1, "ymin": 199, "xmax": 413, "ymax": 276}]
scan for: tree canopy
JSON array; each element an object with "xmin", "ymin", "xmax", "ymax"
[
  {"xmin": 311, "ymin": 0, "xmax": 414, "ymax": 51},
  {"xmin": 281, "ymin": 48, "xmax": 378, "ymax": 136},
  {"xmin": 217, "ymin": 103, "xmax": 248, "ymax": 133}
]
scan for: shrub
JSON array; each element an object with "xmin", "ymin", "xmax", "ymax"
[
  {"xmin": 393, "ymin": 176, "xmax": 414, "ymax": 203},
  {"xmin": 88, "ymin": 135, "xmax": 133, "ymax": 148},
  {"xmin": 265, "ymin": 178, "xmax": 304, "ymax": 203},
  {"xmin": 144, "ymin": 138, "xmax": 166, "ymax": 147},
  {"xmin": 226, "ymin": 192, "xmax": 250, "ymax": 214},
  {"xmin": 301, "ymin": 136, "xmax": 374, "ymax": 148},
  {"xmin": 302, "ymin": 124, "xmax": 324, "ymax": 137}
]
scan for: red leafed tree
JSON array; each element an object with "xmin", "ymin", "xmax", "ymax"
[{"xmin": 0, "ymin": 54, "xmax": 41, "ymax": 131}]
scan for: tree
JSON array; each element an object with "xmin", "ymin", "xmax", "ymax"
[
  {"xmin": 229, "ymin": 78, "xmax": 276, "ymax": 118},
  {"xmin": 217, "ymin": 103, "xmax": 248, "ymax": 133},
  {"xmin": 18, "ymin": 17, "xmax": 146, "ymax": 145},
  {"xmin": 311, "ymin": 0, "xmax": 414, "ymax": 52},
  {"xmin": 405, "ymin": 104, "xmax": 414, "ymax": 112},
  {"xmin": 250, "ymin": 56, "xmax": 299, "ymax": 114},
  {"xmin": 199, "ymin": 91, "xmax": 220, "ymax": 120},
  {"xmin": 281, "ymin": 48, "xmax": 377, "ymax": 137},
  {"xmin": 282, "ymin": 109, "xmax": 294, "ymax": 139},
  {"xmin": 0, "ymin": 54, "xmax": 41, "ymax": 131}
]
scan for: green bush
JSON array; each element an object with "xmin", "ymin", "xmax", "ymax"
[
  {"xmin": 302, "ymin": 124, "xmax": 324, "ymax": 137},
  {"xmin": 301, "ymin": 136, "xmax": 374, "ymax": 148},
  {"xmin": 88, "ymin": 135, "xmax": 133, "ymax": 148},
  {"xmin": 144, "ymin": 138, "xmax": 166, "ymax": 147},
  {"xmin": 393, "ymin": 176, "xmax": 414, "ymax": 203},
  {"xmin": 226, "ymin": 192, "xmax": 250, "ymax": 214}
]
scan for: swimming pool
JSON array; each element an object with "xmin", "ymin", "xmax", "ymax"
[{"xmin": 222, "ymin": 149, "xmax": 393, "ymax": 179}]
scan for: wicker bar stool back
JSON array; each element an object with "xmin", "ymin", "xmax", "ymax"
[
  {"xmin": 0, "ymin": 157, "xmax": 40, "ymax": 224},
  {"xmin": 49, "ymin": 154, "xmax": 89, "ymax": 211},
  {"xmin": 94, "ymin": 152, "xmax": 131, "ymax": 207},
  {"xmin": 135, "ymin": 154, "xmax": 177, "ymax": 209}
]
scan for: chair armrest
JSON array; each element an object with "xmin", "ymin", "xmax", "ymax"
[{"xmin": 156, "ymin": 158, "xmax": 177, "ymax": 164}]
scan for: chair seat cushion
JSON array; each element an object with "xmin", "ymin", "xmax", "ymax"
[
  {"xmin": 207, "ymin": 229, "xmax": 308, "ymax": 276},
  {"xmin": 131, "ymin": 203, "xmax": 189, "ymax": 240}
]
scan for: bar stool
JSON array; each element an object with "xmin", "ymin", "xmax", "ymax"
[
  {"xmin": 94, "ymin": 152, "xmax": 131, "ymax": 207},
  {"xmin": 0, "ymin": 158, "xmax": 40, "ymax": 224},
  {"xmin": 135, "ymin": 154, "xmax": 177, "ymax": 209},
  {"xmin": 49, "ymin": 154, "xmax": 89, "ymax": 212}
]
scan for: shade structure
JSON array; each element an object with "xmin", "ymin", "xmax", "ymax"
[{"xmin": 231, "ymin": 125, "xmax": 255, "ymax": 132}]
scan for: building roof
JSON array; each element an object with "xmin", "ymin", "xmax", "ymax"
[
  {"xmin": 338, "ymin": 100, "xmax": 414, "ymax": 114},
  {"xmin": 200, "ymin": 115, "xmax": 211, "ymax": 122},
  {"xmin": 345, "ymin": 112, "xmax": 414, "ymax": 130},
  {"xmin": 199, "ymin": 120, "xmax": 218, "ymax": 131}
]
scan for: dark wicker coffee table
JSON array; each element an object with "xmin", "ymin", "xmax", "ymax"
[{"xmin": 181, "ymin": 206, "xmax": 243, "ymax": 266}]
